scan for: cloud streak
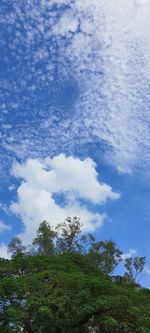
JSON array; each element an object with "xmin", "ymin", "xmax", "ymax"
[{"xmin": 0, "ymin": 221, "xmax": 11, "ymax": 233}]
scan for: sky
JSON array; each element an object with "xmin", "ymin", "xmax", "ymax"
[{"xmin": 0, "ymin": 0, "xmax": 150, "ymax": 286}]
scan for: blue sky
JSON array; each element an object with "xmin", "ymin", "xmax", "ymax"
[{"xmin": 0, "ymin": 0, "xmax": 150, "ymax": 286}]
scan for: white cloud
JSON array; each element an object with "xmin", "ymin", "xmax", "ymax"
[
  {"xmin": 12, "ymin": 154, "xmax": 119, "ymax": 204},
  {"xmin": 0, "ymin": 203, "xmax": 9, "ymax": 214},
  {"xmin": 121, "ymin": 248, "xmax": 137, "ymax": 260},
  {"xmin": 52, "ymin": 10, "xmax": 79, "ymax": 36},
  {"xmin": 8, "ymin": 184, "xmax": 16, "ymax": 191},
  {"xmin": 0, "ymin": 221, "xmax": 11, "ymax": 233},
  {"xmin": 1, "ymin": 0, "xmax": 150, "ymax": 176},
  {"xmin": 10, "ymin": 154, "xmax": 119, "ymax": 244},
  {"xmin": 0, "ymin": 243, "xmax": 11, "ymax": 259}
]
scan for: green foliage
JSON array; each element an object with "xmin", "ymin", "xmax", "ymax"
[
  {"xmin": 0, "ymin": 217, "xmax": 149, "ymax": 333},
  {"xmin": 8, "ymin": 237, "xmax": 25, "ymax": 258},
  {"xmin": 56, "ymin": 217, "xmax": 83, "ymax": 253},
  {"xmin": 32, "ymin": 220, "xmax": 57, "ymax": 255},
  {"xmin": 87, "ymin": 239, "xmax": 123, "ymax": 274},
  {"xmin": 124, "ymin": 256, "xmax": 146, "ymax": 282}
]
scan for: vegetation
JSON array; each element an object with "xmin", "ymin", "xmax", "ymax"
[{"xmin": 0, "ymin": 217, "xmax": 149, "ymax": 333}]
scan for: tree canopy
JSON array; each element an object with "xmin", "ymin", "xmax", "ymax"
[{"xmin": 0, "ymin": 217, "xmax": 150, "ymax": 333}]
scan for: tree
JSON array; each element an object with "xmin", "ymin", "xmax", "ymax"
[
  {"xmin": 124, "ymin": 256, "xmax": 146, "ymax": 282},
  {"xmin": 1, "ymin": 252, "xmax": 150, "ymax": 333},
  {"xmin": 32, "ymin": 220, "xmax": 57, "ymax": 256},
  {"xmin": 56, "ymin": 217, "xmax": 83, "ymax": 253},
  {"xmin": 87, "ymin": 240, "xmax": 123, "ymax": 275},
  {"xmin": 8, "ymin": 237, "xmax": 25, "ymax": 258},
  {"xmin": 1, "ymin": 217, "xmax": 150, "ymax": 333}
]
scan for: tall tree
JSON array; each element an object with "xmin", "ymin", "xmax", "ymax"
[
  {"xmin": 33, "ymin": 220, "xmax": 56, "ymax": 255},
  {"xmin": 8, "ymin": 237, "xmax": 25, "ymax": 258},
  {"xmin": 56, "ymin": 217, "xmax": 83, "ymax": 253},
  {"xmin": 124, "ymin": 256, "xmax": 146, "ymax": 282},
  {"xmin": 87, "ymin": 240, "xmax": 123, "ymax": 274}
]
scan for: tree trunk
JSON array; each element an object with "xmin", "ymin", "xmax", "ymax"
[
  {"xmin": 55, "ymin": 327, "xmax": 62, "ymax": 333},
  {"xmin": 22, "ymin": 324, "xmax": 34, "ymax": 333}
]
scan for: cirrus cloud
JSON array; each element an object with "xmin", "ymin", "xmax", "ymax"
[{"xmin": 0, "ymin": 0, "xmax": 150, "ymax": 176}]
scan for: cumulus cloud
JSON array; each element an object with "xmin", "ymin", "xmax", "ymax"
[{"xmin": 10, "ymin": 154, "xmax": 119, "ymax": 244}]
